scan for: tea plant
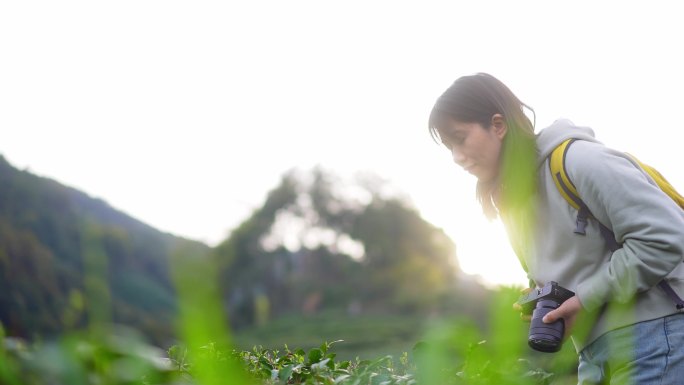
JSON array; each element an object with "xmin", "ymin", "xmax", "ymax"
[{"xmin": 1, "ymin": 329, "xmax": 559, "ymax": 385}]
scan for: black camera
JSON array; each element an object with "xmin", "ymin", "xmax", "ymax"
[{"xmin": 516, "ymin": 281, "xmax": 575, "ymax": 353}]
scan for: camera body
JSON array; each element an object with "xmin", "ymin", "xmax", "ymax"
[{"xmin": 517, "ymin": 281, "xmax": 575, "ymax": 353}]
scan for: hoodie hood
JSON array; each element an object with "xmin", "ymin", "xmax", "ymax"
[{"xmin": 536, "ymin": 119, "xmax": 601, "ymax": 166}]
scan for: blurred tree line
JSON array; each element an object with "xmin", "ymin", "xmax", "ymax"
[
  {"xmin": 215, "ymin": 168, "xmax": 490, "ymax": 330},
  {"xmin": 0, "ymin": 155, "xmax": 209, "ymax": 345},
  {"xmin": 0, "ymin": 154, "xmax": 492, "ymax": 347}
]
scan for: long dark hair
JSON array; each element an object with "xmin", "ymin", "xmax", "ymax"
[{"xmin": 428, "ymin": 73, "xmax": 537, "ymax": 220}]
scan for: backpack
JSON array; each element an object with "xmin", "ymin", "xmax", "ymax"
[{"xmin": 549, "ymin": 138, "xmax": 684, "ymax": 309}]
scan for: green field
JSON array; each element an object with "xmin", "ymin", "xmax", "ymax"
[{"xmin": 232, "ymin": 310, "xmax": 429, "ymax": 361}]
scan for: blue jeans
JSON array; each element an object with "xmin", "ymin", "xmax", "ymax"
[{"xmin": 578, "ymin": 313, "xmax": 684, "ymax": 384}]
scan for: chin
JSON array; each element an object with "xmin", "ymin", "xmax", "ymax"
[{"xmin": 476, "ymin": 175, "xmax": 496, "ymax": 184}]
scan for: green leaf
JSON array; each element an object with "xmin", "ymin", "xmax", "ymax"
[
  {"xmin": 311, "ymin": 358, "xmax": 331, "ymax": 372},
  {"xmin": 258, "ymin": 356, "xmax": 273, "ymax": 369},
  {"xmin": 278, "ymin": 365, "xmax": 295, "ymax": 381},
  {"xmin": 308, "ymin": 348, "xmax": 323, "ymax": 364},
  {"xmin": 326, "ymin": 357, "xmax": 336, "ymax": 370}
]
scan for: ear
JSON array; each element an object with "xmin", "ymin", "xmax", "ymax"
[{"xmin": 491, "ymin": 114, "xmax": 508, "ymax": 139}]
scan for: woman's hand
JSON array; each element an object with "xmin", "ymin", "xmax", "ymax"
[{"xmin": 542, "ymin": 295, "xmax": 582, "ymax": 338}]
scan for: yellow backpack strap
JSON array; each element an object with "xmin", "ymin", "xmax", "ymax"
[
  {"xmin": 549, "ymin": 139, "xmax": 592, "ymax": 235},
  {"xmin": 626, "ymin": 153, "xmax": 684, "ymax": 210},
  {"xmin": 549, "ymin": 139, "xmax": 582, "ymax": 210}
]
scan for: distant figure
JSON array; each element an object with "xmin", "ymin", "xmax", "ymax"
[
  {"xmin": 428, "ymin": 73, "xmax": 684, "ymax": 384},
  {"xmin": 302, "ymin": 292, "xmax": 323, "ymax": 315}
]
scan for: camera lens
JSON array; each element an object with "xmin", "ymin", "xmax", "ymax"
[{"xmin": 528, "ymin": 299, "xmax": 565, "ymax": 353}]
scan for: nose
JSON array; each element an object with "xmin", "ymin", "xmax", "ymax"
[{"xmin": 451, "ymin": 147, "xmax": 467, "ymax": 166}]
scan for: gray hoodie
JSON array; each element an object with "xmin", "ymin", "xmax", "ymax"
[{"xmin": 522, "ymin": 119, "xmax": 684, "ymax": 351}]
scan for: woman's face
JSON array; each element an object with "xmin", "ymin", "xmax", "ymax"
[{"xmin": 439, "ymin": 116, "xmax": 507, "ymax": 183}]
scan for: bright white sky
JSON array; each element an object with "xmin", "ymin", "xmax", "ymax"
[{"xmin": 2, "ymin": 1, "xmax": 683, "ymax": 287}]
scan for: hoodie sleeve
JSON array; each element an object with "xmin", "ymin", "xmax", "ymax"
[{"xmin": 565, "ymin": 140, "xmax": 684, "ymax": 311}]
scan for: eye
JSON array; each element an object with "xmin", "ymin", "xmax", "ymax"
[
  {"xmin": 442, "ymin": 134, "xmax": 465, "ymax": 149},
  {"xmin": 438, "ymin": 129, "xmax": 466, "ymax": 151}
]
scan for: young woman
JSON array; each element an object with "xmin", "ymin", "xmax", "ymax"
[{"xmin": 428, "ymin": 73, "xmax": 684, "ymax": 384}]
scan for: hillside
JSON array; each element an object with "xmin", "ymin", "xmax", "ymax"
[{"xmin": 0, "ymin": 154, "xmax": 210, "ymax": 346}]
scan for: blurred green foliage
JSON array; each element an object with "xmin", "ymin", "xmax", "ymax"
[
  {"xmin": 0, "ymin": 288, "xmax": 577, "ymax": 384},
  {"xmin": 0, "ymin": 155, "xmax": 580, "ymax": 383}
]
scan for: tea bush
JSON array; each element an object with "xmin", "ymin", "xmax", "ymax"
[{"xmin": 0, "ymin": 330, "xmax": 560, "ymax": 385}]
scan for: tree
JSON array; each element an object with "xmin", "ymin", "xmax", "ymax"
[{"xmin": 214, "ymin": 167, "xmax": 463, "ymax": 328}]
